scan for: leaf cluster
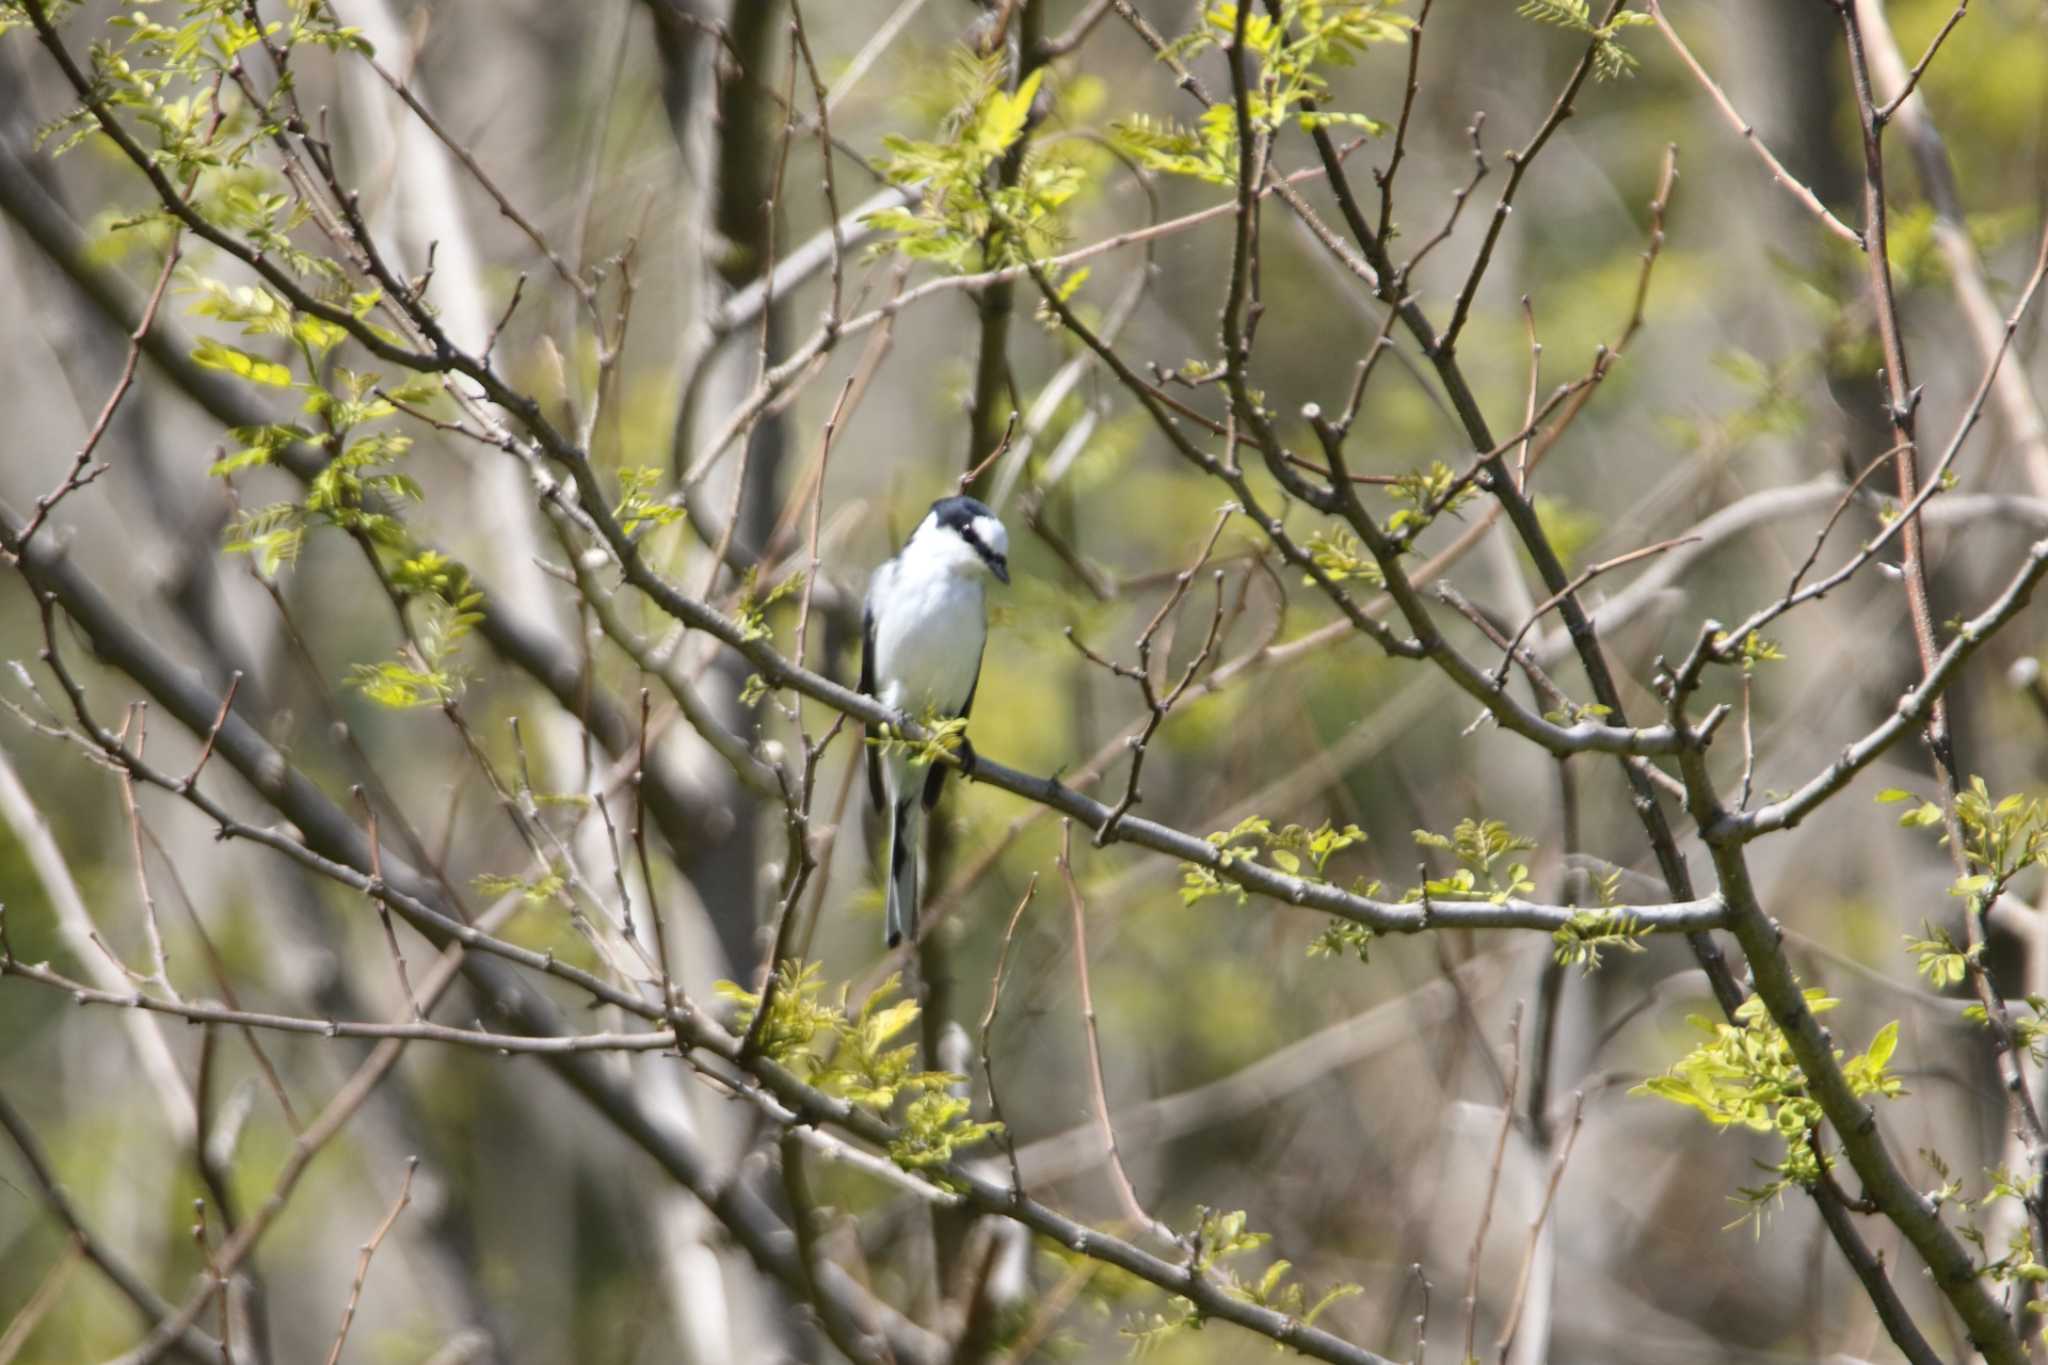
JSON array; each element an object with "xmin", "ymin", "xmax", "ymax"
[
  {"xmin": 1920, "ymin": 1149, "xmax": 2048, "ymax": 1287},
  {"xmin": 1963, "ymin": 996, "xmax": 2048, "ymax": 1067},
  {"xmin": 1541, "ymin": 699, "xmax": 1614, "ymax": 726},
  {"xmin": 733, "ymin": 566, "xmax": 806, "ymax": 645},
  {"xmin": 612, "ymin": 466, "xmax": 685, "ymax": 538},
  {"xmin": 34, "ymin": 2, "xmax": 371, "ymax": 282},
  {"xmin": 1880, "ymin": 777, "xmax": 2048, "ymax": 904},
  {"xmin": 205, "ymin": 286, "xmax": 429, "ymax": 577},
  {"xmin": 1635, "ymin": 990, "xmax": 1903, "ymax": 1231},
  {"xmin": 1552, "ymin": 907, "xmax": 1647, "ymax": 973},
  {"xmin": 471, "ymin": 867, "xmax": 568, "ymax": 908},
  {"xmin": 1114, "ymin": 0, "xmax": 1404, "ymax": 187},
  {"xmin": 716, "ymin": 966, "xmax": 998, "ymax": 1167},
  {"xmin": 1410, "ymin": 816, "xmax": 1536, "ymax": 904},
  {"xmin": 1123, "ymin": 1208, "xmax": 1359, "ymax": 1353},
  {"xmin": 1180, "ymin": 815, "xmax": 1368, "ymax": 907},
  {"xmin": 208, "ymin": 331, "xmax": 474, "ymax": 711},
  {"xmin": 347, "ymin": 583, "xmax": 483, "ymax": 711},
  {"xmin": 867, "ymin": 60, "xmax": 1084, "ymax": 272},
  {"xmin": 1109, "ymin": 109, "xmax": 1244, "ymax": 187},
  {"xmin": 1386, "ymin": 459, "xmax": 1477, "ymax": 539},
  {"xmin": 340, "ymin": 551, "xmax": 485, "ymax": 710},
  {"xmin": 1713, "ymin": 629, "xmax": 1787, "ymax": 673},
  {"xmin": 1514, "ymin": 0, "xmax": 1652, "ymax": 81},
  {"xmin": 1302, "ymin": 527, "xmax": 1383, "ymax": 588},
  {"xmin": 866, "ymin": 709, "xmax": 971, "ymax": 769},
  {"xmin": 1904, "ymin": 919, "xmax": 1974, "ymax": 991},
  {"xmin": 1306, "ymin": 918, "xmax": 1377, "ymax": 963}
]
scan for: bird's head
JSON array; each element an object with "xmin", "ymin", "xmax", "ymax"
[{"xmin": 916, "ymin": 495, "xmax": 1010, "ymax": 584}]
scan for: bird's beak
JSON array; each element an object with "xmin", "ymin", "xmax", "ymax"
[{"xmin": 990, "ymin": 556, "xmax": 1010, "ymax": 585}]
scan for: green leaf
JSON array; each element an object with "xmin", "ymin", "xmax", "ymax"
[
  {"xmin": 209, "ymin": 446, "xmax": 274, "ymax": 476},
  {"xmin": 1308, "ymin": 919, "xmax": 1375, "ymax": 963},
  {"xmin": 386, "ymin": 374, "xmax": 444, "ymax": 405},
  {"xmin": 1305, "ymin": 1282, "xmax": 1363, "ymax": 1325},
  {"xmin": 1899, "ymin": 802, "xmax": 1945, "ymax": 829},
  {"xmin": 1637, "ymin": 976, "xmax": 1903, "ymax": 1228},
  {"xmin": 976, "ymin": 66, "xmax": 1043, "ymax": 156},
  {"xmin": 191, "ymin": 337, "xmax": 292, "ymax": 387},
  {"xmin": 292, "ymin": 314, "xmax": 347, "ymax": 355},
  {"xmin": 471, "ymin": 869, "xmax": 566, "ymax": 905},
  {"xmin": 865, "ymin": 998, "xmax": 921, "ymax": 1050},
  {"xmin": 1298, "ymin": 110, "xmax": 1387, "ymax": 135}
]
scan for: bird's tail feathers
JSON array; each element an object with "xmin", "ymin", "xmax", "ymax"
[{"xmin": 884, "ymin": 798, "xmax": 919, "ymax": 949}]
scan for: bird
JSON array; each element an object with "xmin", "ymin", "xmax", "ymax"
[{"xmin": 860, "ymin": 495, "xmax": 1009, "ymax": 949}]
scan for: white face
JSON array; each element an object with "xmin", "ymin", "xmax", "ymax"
[
  {"xmin": 970, "ymin": 513, "xmax": 1008, "ymax": 562},
  {"xmin": 909, "ymin": 506, "xmax": 1009, "ymax": 583}
]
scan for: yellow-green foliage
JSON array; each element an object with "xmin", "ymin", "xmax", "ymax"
[
  {"xmin": 1636, "ymin": 990, "xmax": 1903, "ymax": 1230},
  {"xmin": 1552, "ymin": 907, "xmax": 1648, "ymax": 973},
  {"xmin": 867, "ymin": 708, "xmax": 972, "ymax": 768},
  {"xmin": 866, "ymin": 59, "xmax": 1086, "ymax": 272},
  {"xmin": 1514, "ymin": 0, "xmax": 1652, "ymax": 80},
  {"xmin": 1180, "ymin": 815, "xmax": 1367, "ymax": 906},
  {"xmin": 716, "ymin": 966, "xmax": 1001, "ymax": 1168},
  {"xmin": 348, "ymin": 553, "xmax": 485, "ymax": 709},
  {"xmin": 1881, "ymin": 777, "xmax": 2048, "ymax": 902},
  {"xmin": 1411, "ymin": 816, "xmax": 1536, "ymax": 904},
  {"xmin": 1123, "ymin": 1207, "xmax": 1361, "ymax": 1352}
]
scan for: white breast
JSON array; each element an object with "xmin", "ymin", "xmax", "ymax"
[{"xmin": 870, "ymin": 559, "xmax": 986, "ymax": 718}]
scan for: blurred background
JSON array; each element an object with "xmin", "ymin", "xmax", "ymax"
[{"xmin": 2, "ymin": 0, "xmax": 2047, "ymax": 1360}]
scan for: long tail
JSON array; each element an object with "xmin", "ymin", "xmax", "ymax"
[{"xmin": 884, "ymin": 796, "xmax": 920, "ymax": 948}]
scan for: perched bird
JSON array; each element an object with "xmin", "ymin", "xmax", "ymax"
[{"xmin": 860, "ymin": 495, "xmax": 1010, "ymax": 948}]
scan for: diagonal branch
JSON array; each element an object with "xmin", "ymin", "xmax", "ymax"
[
  {"xmin": 1646, "ymin": 0, "xmax": 1863, "ymax": 247},
  {"xmin": 0, "ymin": 1092, "xmax": 224, "ymax": 1365}
]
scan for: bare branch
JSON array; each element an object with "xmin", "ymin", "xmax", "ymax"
[
  {"xmin": 1059, "ymin": 823, "xmax": 1177, "ymax": 1247},
  {"xmin": 1646, "ymin": 0, "xmax": 1863, "ymax": 247},
  {"xmin": 322, "ymin": 1157, "xmax": 418, "ymax": 1365}
]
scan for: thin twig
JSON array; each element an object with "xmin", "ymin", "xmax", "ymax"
[
  {"xmin": 795, "ymin": 376, "xmax": 855, "ymax": 664},
  {"xmin": 1463, "ymin": 1005, "xmax": 1523, "ymax": 1364},
  {"xmin": 1877, "ymin": 0, "xmax": 1969, "ymax": 123},
  {"xmin": 322, "ymin": 1156, "xmax": 418, "ymax": 1365},
  {"xmin": 780, "ymin": 1133, "xmax": 888, "ymax": 1365},
  {"xmin": 1493, "ymin": 536, "xmax": 1700, "ymax": 682},
  {"xmin": 0, "ymin": 956, "xmax": 679, "ymax": 1054},
  {"xmin": 12, "ymin": 240, "xmax": 179, "ymax": 554},
  {"xmin": 177, "ymin": 672, "xmax": 241, "ymax": 793},
  {"xmin": 139, "ymin": 824, "xmax": 303, "ymax": 1132},
  {"xmin": 1646, "ymin": 0, "xmax": 1862, "ymax": 246},
  {"xmin": 1736, "ymin": 670, "xmax": 1757, "ymax": 811},
  {"xmin": 115, "ymin": 706, "xmax": 177, "ymax": 1000},
  {"xmin": 1493, "ymin": 1091, "xmax": 1583, "ymax": 1360},
  {"xmin": 978, "ymin": 875, "xmax": 1040, "ymax": 1196},
  {"xmin": 1059, "ymin": 822, "xmax": 1176, "ymax": 1247},
  {"xmin": 1440, "ymin": 1, "xmax": 1629, "ymax": 350},
  {"xmin": 788, "ymin": 1, "xmax": 846, "ymax": 329},
  {"xmin": 1411, "ymin": 1263, "xmax": 1432, "ymax": 1365},
  {"xmin": 0, "ymin": 1091, "xmax": 221, "ymax": 1363},
  {"xmin": 0, "ymin": 1238, "xmax": 83, "ymax": 1363},
  {"xmin": 1517, "ymin": 297, "xmax": 1540, "ymax": 488},
  {"xmin": 355, "ymin": 788, "xmax": 423, "ymax": 1021},
  {"xmin": 364, "ymin": 57, "xmax": 588, "ymax": 306}
]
